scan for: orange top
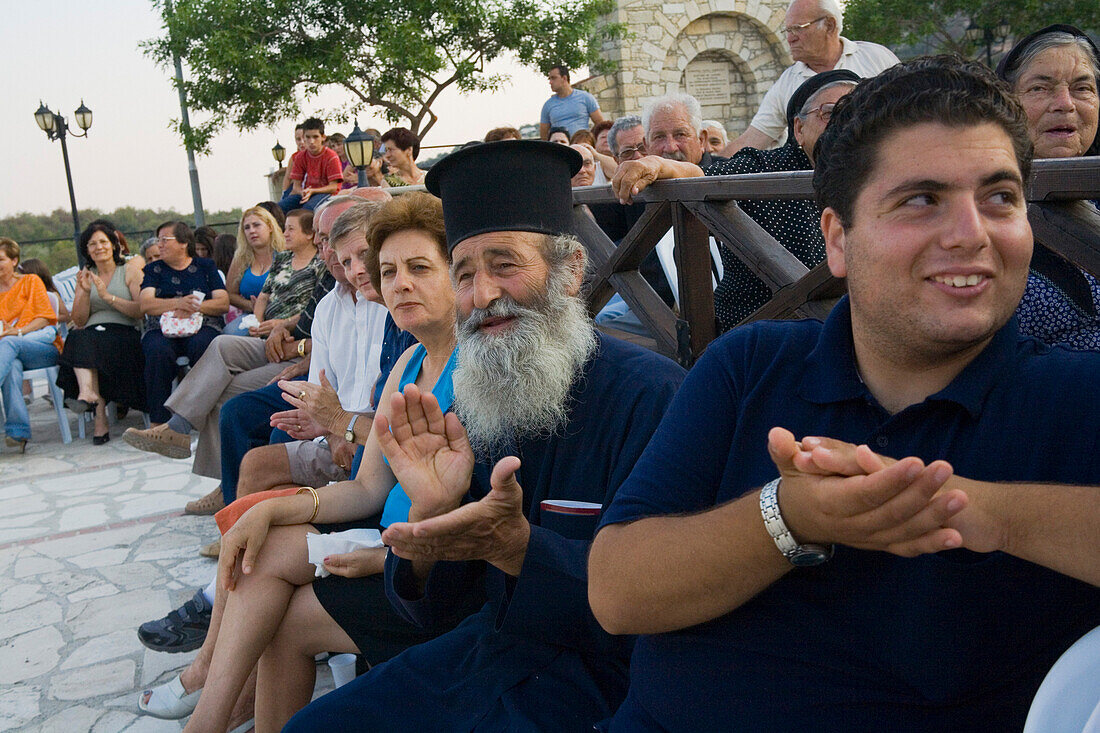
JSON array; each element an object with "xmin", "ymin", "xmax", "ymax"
[{"xmin": 0, "ymin": 275, "xmax": 61, "ymax": 351}]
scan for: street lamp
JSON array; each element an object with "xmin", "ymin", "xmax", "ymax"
[
  {"xmin": 965, "ymin": 20, "xmax": 1011, "ymax": 68},
  {"xmin": 272, "ymin": 141, "xmax": 286, "ymax": 168},
  {"xmin": 344, "ymin": 122, "xmax": 374, "ymax": 188},
  {"xmin": 34, "ymin": 100, "xmax": 93, "ymax": 267}
]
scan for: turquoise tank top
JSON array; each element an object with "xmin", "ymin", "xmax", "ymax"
[
  {"xmin": 238, "ymin": 265, "xmax": 269, "ymax": 300},
  {"xmin": 380, "ymin": 344, "xmax": 459, "ymax": 527}
]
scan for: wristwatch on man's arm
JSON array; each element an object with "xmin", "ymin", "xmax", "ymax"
[{"xmin": 760, "ymin": 478, "xmax": 834, "ymax": 566}]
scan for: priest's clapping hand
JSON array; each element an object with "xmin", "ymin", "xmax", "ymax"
[{"xmin": 376, "ymin": 384, "xmax": 530, "ymax": 576}]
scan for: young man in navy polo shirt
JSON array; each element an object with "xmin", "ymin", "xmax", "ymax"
[{"xmin": 590, "ymin": 56, "xmax": 1100, "ymax": 732}]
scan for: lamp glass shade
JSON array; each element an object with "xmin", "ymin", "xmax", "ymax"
[
  {"xmin": 964, "ymin": 22, "xmax": 982, "ymax": 43},
  {"xmin": 345, "ymin": 123, "xmax": 373, "ymax": 168},
  {"xmin": 35, "ymin": 102, "xmax": 55, "ymax": 133},
  {"xmin": 272, "ymin": 141, "xmax": 286, "ymax": 164},
  {"xmin": 996, "ymin": 22, "xmax": 1011, "ymax": 39},
  {"xmin": 74, "ymin": 101, "xmax": 93, "ymax": 131}
]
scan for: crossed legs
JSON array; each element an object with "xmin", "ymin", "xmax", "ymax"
[{"xmin": 181, "ymin": 525, "xmax": 357, "ymax": 733}]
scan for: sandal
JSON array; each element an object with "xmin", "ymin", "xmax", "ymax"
[{"xmin": 138, "ymin": 673, "xmax": 201, "ymax": 719}]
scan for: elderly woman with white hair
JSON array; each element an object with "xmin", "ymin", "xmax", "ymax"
[{"xmin": 997, "ymin": 24, "xmax": 1100, "ymax": 350}]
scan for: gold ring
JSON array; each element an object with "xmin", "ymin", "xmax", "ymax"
[
  {"xmin": 296, "ymin": 424, "xmax": 301, "ymax": 431},
  {"xmin": 298, "ymin": 391, "xmax": 307, "ymax": 400}
]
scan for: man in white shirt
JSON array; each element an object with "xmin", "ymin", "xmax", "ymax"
[
  {"xmin": 232, "ymin": 202, "xmax": 390, "ymax": 495},
  {"xmin": 725, "ymin": 0, "xmax": 897, "ymax": 153}
]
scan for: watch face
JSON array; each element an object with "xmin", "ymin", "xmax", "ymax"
[{"xmin": 789, "ymin": 546, "xmax": 831, "ymax": 567}]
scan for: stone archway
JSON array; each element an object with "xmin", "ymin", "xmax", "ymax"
[
  {"xmin": 579, "ymin": 0, "xmax": 792, "ymax": 135},
  {"xmin": 682, "ymin": 50, "xmax": 755, "ymax": 131},
  {"xmin": 665, "ymin": 13, "xmax": 789, "ymax": 135}
]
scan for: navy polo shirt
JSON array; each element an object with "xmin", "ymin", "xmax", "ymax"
[{"xmin": 600, "ymin": 297, "xmax": 1100, "ymax": 732}]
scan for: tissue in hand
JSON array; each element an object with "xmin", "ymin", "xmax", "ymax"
[{"xmin": 305, "ymin": 529, "xmax": 384, "ymax": 577}]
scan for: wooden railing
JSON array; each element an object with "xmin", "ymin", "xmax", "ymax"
[{"xmin": 573, "ymin": 156, "xmax": 1100, "ymax": 367}]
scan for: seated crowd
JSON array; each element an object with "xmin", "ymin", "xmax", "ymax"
[{"xmin": 1, "ymin": 7, "xmax": 1096, "ymax": 732}]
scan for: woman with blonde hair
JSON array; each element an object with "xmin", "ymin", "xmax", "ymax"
[{"xmin": 225, "ymin": 206, "xmax": 285, "ymax": 335}]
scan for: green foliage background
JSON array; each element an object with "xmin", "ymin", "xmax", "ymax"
[
  {"xmin": 845, "ymin": 0, "xmax": 1100, "ymax": 61},
  {"xmin": 145, "ymin": 0, "xmax": 625, "ymax": 154},
  {"xmin": 0, "ymin": 207, "xmax": 243, "ymax": 273}
]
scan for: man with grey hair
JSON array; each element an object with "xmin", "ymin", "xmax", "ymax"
[
  {"xmin": 234, "ymin": 198, "xmax": 391, "ymax": 497},
  {"xmin": 285, "ymin": 141, "xmax": 685, "ymax": 731},
  {"xmin": 608, "ymin": 114, "xmax": 646, "ymax": 162},
  {"xmin": 702, "ymin": 119, "xmax": 729, "ymax": 153},
  {"xmin": 641, "ymin": 92, "xmax": 722, "ymax": 167},
  {"xmin": 724, "ymin": 0, "xmax": 896, "ymax": 154},
  {"xmin": 614, "ymin": 70, "xmax": 859, "ymax": 330}
]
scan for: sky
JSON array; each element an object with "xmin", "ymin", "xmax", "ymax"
[{"xmin": 3, "ymin": 0, "xmax": 560, "ymax": 218}]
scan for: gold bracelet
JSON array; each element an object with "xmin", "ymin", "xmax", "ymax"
[{"xmin": 296, "ymin": 486, "xmax": 319, "ymax": 524}]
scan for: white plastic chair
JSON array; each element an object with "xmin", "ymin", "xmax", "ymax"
[
  {"xmin": 1024, "ymin": 625, "xmax": 1100, "ymax": 733},
  {"xmin": 22, "ymin": 365, "xmax": 72, "ymax": 444},
  {"xmin": 53, "ymin": 267, "xmax": 79, "ymax": 311}
]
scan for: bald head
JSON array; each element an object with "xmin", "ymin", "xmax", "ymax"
[{"xmin": 346, "ymin": 187, "xmax": 394, "ymax": 203}]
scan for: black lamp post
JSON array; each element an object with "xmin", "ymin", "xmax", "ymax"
[
  {"xmin": 344, "ymin": 122, "xmax": 374, "ymax": 188},
  {"xmin": 272, "ymin": 141, "xmax": 286, "ymax": 168},
  {"xmin": 34, "ymin": 100, "xmax": 93, "ymax": 267},
  {"xmin": 965, "ymin": 20, "xmax": 1011, "ymax": 68}
]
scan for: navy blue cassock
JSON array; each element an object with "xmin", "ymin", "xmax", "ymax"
[{"xmin": 285, "ymin": 333, "xmax": 686, "ymax": 732}]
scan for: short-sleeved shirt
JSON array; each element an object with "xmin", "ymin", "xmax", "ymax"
[
  {"xmin": 260, "ymin": 250, "xmax": 326, "ymax": 322},
  {"xmin": 290, "ymin": 147, "xmax": 344, "ymax": 189},
  {"xmin": 750, "ymin": 38, "xmax": 899, "ymax": 145},
  {"xmin": 703, "ymin": 143, "xmax": 824, "ymax": 330},
  {"xmin": 141, "ymin": 257, "xmax": 226, "ymax": 331},
  {"xmin": 600, "ymin": 298, "xmax": 1100, "ymax": 731},
  {"xmin": 540, "ymin": 89, "xmax": 600, "ymax": 135}
]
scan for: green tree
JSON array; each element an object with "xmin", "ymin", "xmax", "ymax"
[
  {"xmin": 845, "ymin": 0, "xmax": 1099, "ymax": 61},
  {"xmin": 143, "ymin": 0, "xmax": 625, "ymax": 153}
]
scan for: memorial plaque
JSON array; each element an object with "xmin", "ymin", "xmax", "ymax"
[{"xmin": 685, "ymin": 61, "xmax": 731, "ymax": 105}]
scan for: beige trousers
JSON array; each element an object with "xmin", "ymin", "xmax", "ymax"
[{"xmin": 164, "ymin": 334, "xmax": 300, "ymax": 480}]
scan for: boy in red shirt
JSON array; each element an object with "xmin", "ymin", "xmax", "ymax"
[{"xmin": 279, "ymin": 118, "xmax": 343, "ymax": 212}]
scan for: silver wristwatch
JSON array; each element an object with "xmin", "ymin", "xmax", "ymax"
[{"xmin": 759, "ymin": 478, "xmax": 833, "ymax": 567}]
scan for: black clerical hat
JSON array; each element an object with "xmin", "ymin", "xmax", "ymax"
[{"xmin": 425, "ymin": 140, "xmax": 582, "ymax": 252}]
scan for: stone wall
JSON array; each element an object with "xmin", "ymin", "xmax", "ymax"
[{"xmin": 576, "ymin": 0, "xmax": 792, "ymax": 138}]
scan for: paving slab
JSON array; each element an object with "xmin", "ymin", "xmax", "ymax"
[{"xmin": 0, "ymin": 398, "xmax": 338, "ymax": 729}]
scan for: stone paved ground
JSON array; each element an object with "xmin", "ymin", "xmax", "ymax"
[{"xmin": 0, "ymin": 391, "xmax": 336, "ymax": 731}]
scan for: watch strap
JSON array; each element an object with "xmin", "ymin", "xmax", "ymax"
[
  {"xmin": 759, "ymin": 478, "xmax": 833, "ymax": 566},
  {"xmin": 344, "ymin": 412, "xmax": 358, "ymax": 443}
]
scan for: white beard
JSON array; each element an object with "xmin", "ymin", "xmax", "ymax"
[{"xmin": 452, "ymin": 271, "xmax": 597, "ymax": 458}]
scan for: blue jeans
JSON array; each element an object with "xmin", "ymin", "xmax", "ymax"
[
  {"xmin": 0, "ymin": 328, "xmax": 59, "ymax": 439},
  {"xmin": 278, "ymin": 192, "xmax": 331, "ymax": 213},
  {"xmin": 218, "ymin": 378, "xmax": 303, "ymax": 504},
  {"xmin": 221, "ymin": 318, "xmax": 253, "ymax": 337}
]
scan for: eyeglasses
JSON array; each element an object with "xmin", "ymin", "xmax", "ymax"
[
  {"xmin": 803, "ymin": 103, "xmax": 837, "ymax": 122},
  {"xmin": 617, "ymin": 144, "xmax": 647, "ymax": 160},
  {"xmin": 783, "ymin": 16, "xmax": 827, "ymax": 35},
  {"xmin": 157, "ymin": 235, "xmax": 177, "ymax": 244}
]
